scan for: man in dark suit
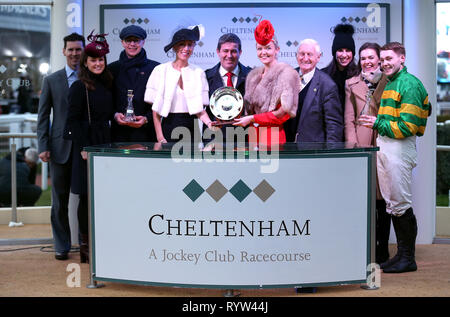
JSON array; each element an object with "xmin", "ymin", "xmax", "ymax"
[
  {"xmin": 205, "ymin": 33, "xmax": 251, "ymax": 98},
  {"xmin": 37, "ymin": 33, "xmax": 85, "ymax": 260},
  {"xmin": 204, "ymin": 33, "xmax": 251, "ymax": 145},
  {"xmin": 109, "ymin": 25, "xmax": 160, "ymax": 142},
  {"xmin": 285, "ymin": 39, "xmax": 343, "ymax": 143}
]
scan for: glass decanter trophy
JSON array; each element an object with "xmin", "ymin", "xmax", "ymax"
[
  {"xmin": 124, "ymin": 89, "xmax": 136, "ymax": 122},
  {"xmin": 209, "ymin": 87, "xmax": 244, "ymax": 126},
  {"xmin": 357, "ymin": 88, "xmax": 375, "ymax": 124}
]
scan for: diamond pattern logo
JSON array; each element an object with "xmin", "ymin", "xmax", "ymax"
[
  {"xmin": 206, "ymin": 180, "xmax": 228, "ymax": 202},
  {"xmin": 340, "ymin": 17, "xmax": 366, "ymax": 24},
  {"xmin": 183, "ymin": 179, "xmax": 275, "ymax": 203},
  {"xmin": 232, "ymin": 17, "xmax": 258, "ymax": 24},
  {"xmin": 183, "ymin": 180, "xmax": 205, "ymax": 202},
  {"xmin": 253, "ymin": 180, "xmax": 275, "ymax": 202},
  {"xmin": 0, "ymin": 65, "xmax": 7, "ymax": 74},
  {"xmin": 124, "ymin": 18, "xmax": 150, "ymax": 25},
  {"xmin": 229, "ymin": 180, "xmax": 252, "ymax": 202},
  {"xmin": 286, "ymin": 40, "xmax": 300, "ymax": 48},
  {"xmin": 231, "ymin": 17, "xmax": 259, "ymax": 23}
]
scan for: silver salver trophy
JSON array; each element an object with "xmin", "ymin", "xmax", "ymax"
[{"xmin": 209, "ymin": 86, "xmax": 244, "ymax": 126}]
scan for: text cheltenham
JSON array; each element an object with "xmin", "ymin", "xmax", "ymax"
[{"xmin": 148, "ymin": 214, "xmax": 311, "ymax": 237}]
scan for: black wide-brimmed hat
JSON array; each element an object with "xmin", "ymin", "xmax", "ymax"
[{"xmin": 164, "ymin": 26, "xmax": 200, "ymax": 53}]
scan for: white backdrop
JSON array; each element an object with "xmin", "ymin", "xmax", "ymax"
[
  {"xmin": 82, "ymin": 1, "xmax": 437, "ymax": 245},
  {"xmin": 98, "ymin": 2, "xmax": 390, "ymax": 69}
]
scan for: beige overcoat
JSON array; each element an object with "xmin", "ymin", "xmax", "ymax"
[
  {"xmin": 344, "ymin": 73, "xmax": 388, "ymax": 200},
  {"xmin": 344, "ymin": 73, "xmax": 387, "ymax": 146}
]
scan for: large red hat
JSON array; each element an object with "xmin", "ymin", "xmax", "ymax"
[
  {"xmin": 84, "ymin": 30, "xmax": 110, "ymax": 57},
  {"xmin": 254, "ymin": 19, "xmax": 275, "ymax": 46}
]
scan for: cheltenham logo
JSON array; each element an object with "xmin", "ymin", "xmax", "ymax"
[
  {"xmin": 123, "ymin": 18, "xmax": 150, "ymax": 25},
  {"xmin": 286, "ymin": 40, "xmax": 299, "ymax": 47},
  {"xmin": 341, "ymin": 17, "xmax": 366, "ymax": 23},
  {"xmin": 231, "ymin": 17, "xmax": 259, "ymax": 24},
  {"xmin": 183, "ymin": 179, "xmax": 275, "ymax": 203}
]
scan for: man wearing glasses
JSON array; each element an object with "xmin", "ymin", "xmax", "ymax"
[{"xmin": 109, "ymin": 25, "xmax": 160, "ymax": 142}]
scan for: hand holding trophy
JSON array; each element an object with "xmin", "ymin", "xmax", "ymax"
[
  {"xmin": 124, "ymin": 89, "xmax": 136, "ymax": 122},
  {"xmin": 357, "ymin": 88, "xmax": 375, "ymax": 125},
  {"xmin": 209, "ymin": 86, "xmax": 244, "ymax": 126}
]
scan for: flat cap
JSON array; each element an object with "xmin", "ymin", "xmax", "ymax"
[{"xmin": 119, "ymin": 25, "xmax": 147, "ymax": 40}]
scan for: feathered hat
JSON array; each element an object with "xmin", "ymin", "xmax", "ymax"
[
  {"xmin": 254, "ymin": 19, "xmax": 275, "ymax": 46},
  {"xmin": 331, "ymin": 24, "xmax": 355, "ymax": 57},
  {"xmin": 84, "ymin": 30, "xmax": 110, "ymax": 57},
  {"xmin": 164, "ymin": 25, "xmax": 205, "ymax": 53}
]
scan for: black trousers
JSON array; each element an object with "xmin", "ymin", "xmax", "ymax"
[
  {"xmin": 78, "ymin": 194, "xmax": 89, "ymax": 235},
  {"xmin": 162, "ymin": 113, "xmax": 198, "ymax": 143},
  {"xmin": 50, "ymin": 159, "xmax": 72, "ymax": 253}
]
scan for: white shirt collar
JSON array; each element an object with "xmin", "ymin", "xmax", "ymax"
[
  {"xmin": 299, "ymin": 68, "xmax": 316, "ymax": 86},
  {"xmin": 219, "ymin": 64, "xmax": 240, "ymax": 77},
  {"xmin": 65, "ymin": 64, "xmax": 77, "ymax": 78}
]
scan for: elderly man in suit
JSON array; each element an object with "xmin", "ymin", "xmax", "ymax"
[
  {"xmin": 204, "ymin": 33, "xmax": 251, "ymax": 144},
  {"xmin": 37, "ymin": 33, "xmax": 85, "ymax": 260},
  {"xmin": 285, "ymin": 39, "xmax": 343, "ymax": 143}
]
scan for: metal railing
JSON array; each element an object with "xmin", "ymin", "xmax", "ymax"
[
  {"xmin": 0, "ymin": 132, "xmax": 53, "ymax": 245},
  {"xmin": 437, "ymin": 145, "xmax": 450, "ymax": 152},
  {"xmin": 0, "ymin": 132, "xmax": 48, "ymax": 224}
]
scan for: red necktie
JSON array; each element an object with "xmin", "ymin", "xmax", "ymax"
[{"xmin": 226, "ymin": 72, "xmax": 234, "ymax": 87}]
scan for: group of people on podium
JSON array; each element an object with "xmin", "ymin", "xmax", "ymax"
[{"xmin": 37, "ymin": 19, "xmax": 430, "ymax": 276}]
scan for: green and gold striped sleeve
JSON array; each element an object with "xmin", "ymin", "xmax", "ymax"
[{"xmin": 374, "ymin": 87, "xmax": 429, "ymax": 139}]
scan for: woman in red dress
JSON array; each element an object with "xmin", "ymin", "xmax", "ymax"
[{"xmin": 233, "ymin": 20, "xmax": 300, "ymax": 147}]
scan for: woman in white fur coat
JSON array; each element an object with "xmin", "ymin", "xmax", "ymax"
[
  {"xmin": 144, "ymin": 26, "xmax": 213, "ymax": 143},
  {"xmin": 233, "ymin": 20, "xmax": 300, "ymax": 146}
]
